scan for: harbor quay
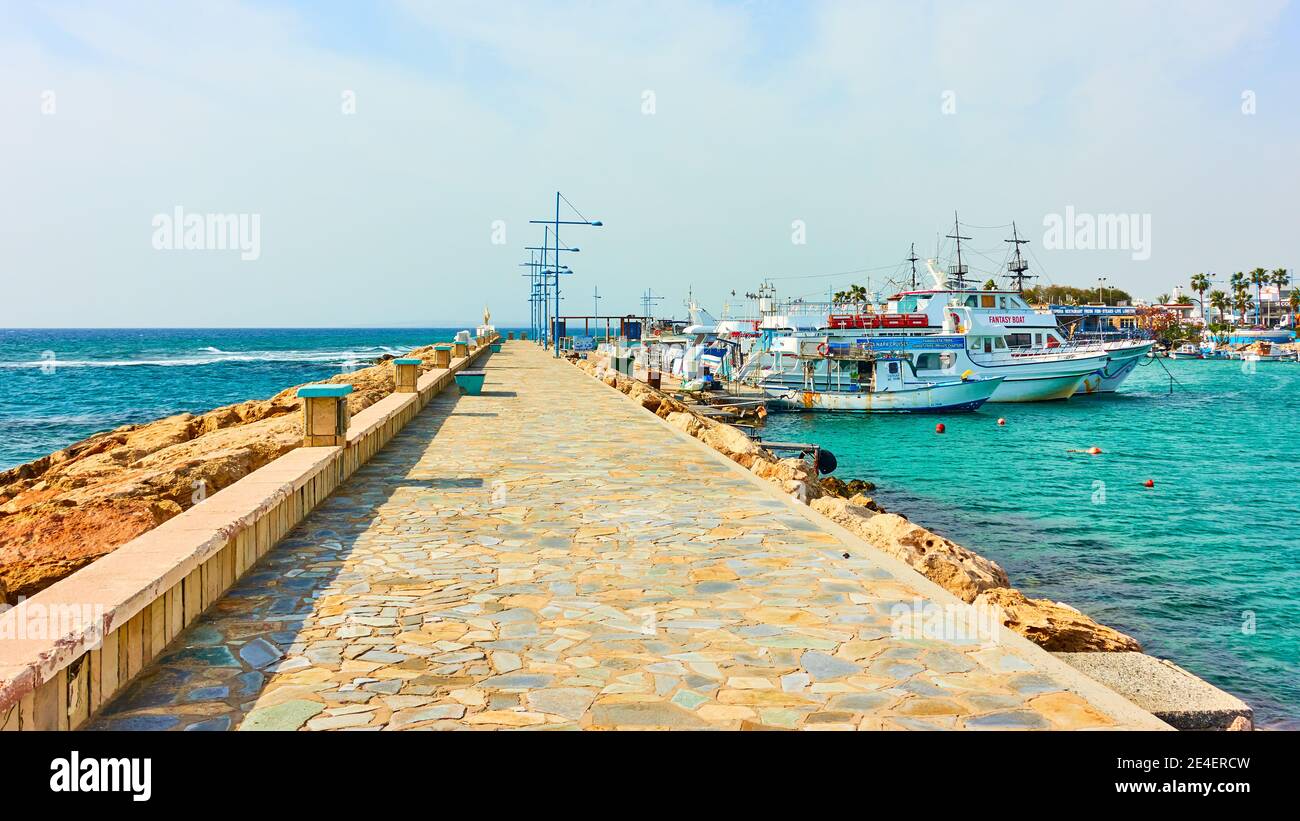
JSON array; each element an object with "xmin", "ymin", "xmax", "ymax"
[{"xmin": 3, "ymin": 340, "xmax": 1170, "ymax": 731}]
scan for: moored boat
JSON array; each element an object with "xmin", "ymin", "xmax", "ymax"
[{"xmin": 746, "ymin": 334, "xmax": 1004, "ymax": 412}]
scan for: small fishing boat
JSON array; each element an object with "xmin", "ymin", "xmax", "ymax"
[
  {"xmin": 1168, "ymin": 343, "xmax": 1204, "ymax": 360},
  {"xmin": 1230, "ymin": 341, "xmax": 1296, "ymax": 362}
]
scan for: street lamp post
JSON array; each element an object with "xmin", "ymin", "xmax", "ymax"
[
  {"xmin": 520, "ymin": 251, "xmax": 546, "ymax": 342},
  {"xmin": 530, "ymin": 192, "xmax": 602, "ymax": 357},
  {"xmin": 526, "ymin": 231, "xmax": 578, "ymax": 350}
]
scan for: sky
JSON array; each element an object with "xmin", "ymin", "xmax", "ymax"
[{"xmin": 2, "ymin": 0, "xmax": 1298, "ymax": 327}]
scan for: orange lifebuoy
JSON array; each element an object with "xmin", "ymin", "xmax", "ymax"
[{"xmin": 816, "ymin": 342, "xmax": 829, "ymax": 357}]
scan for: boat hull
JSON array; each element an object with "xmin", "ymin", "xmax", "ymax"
[
  {"xmin": 763, "ymin": 377, "xmax": 1002, "ymax": 413},
  {"xmin": 1076, "ymin": 342, "xmax": 1155, "ymax": 394},
  {"xmin": 988, "ymin": 373, "xmax": 1089, "ymax": 402}
]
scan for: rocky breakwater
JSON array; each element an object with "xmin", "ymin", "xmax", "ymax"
[
  {"xmin": 0, "ymin": 346, "xmax": 442, "ymax": 603},
  {"xmin": 569, "ymin": 351, "xmax": 1141, "ymax": 654}
]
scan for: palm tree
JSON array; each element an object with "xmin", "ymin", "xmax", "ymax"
[
  {"xmin": 1190, "ymin": 272, "xmax": 1210, "ymax": 324},
  {"xmin": 1157, "ymin": 293, "xmax": 1170, "ymax": 305},
  {"xmin": 1234, "ymin": 289, "xmax": 1254, "ymax": 329},
  {"xmin": 1269, "ymin": 268, "xmax": 1290, "ymax": 326},
  {"xmin": 1229, "ymin": 272, "xmax": 1247, "ymax": 326},
  {"xmin": 833, "ymin": 284, "xmax": 869, "ymax": 307},
  {"xmin": 1249, "ymin": 268, "xmax": 1269, "ymax": 326},
  {"xmin": 1209, "ymin": 289, "xmax": 1229, "ymax": 329}
]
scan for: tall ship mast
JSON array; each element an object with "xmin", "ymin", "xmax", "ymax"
[
  {"xmin": 945, "ymin": 213, "xmax": 971, "ymax": 290},
  {"xmin": 1005, "ymin": 221, "xmax": 1035, "ymax": 293}
]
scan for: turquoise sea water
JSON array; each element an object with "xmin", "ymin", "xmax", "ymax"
[
  {"xmin": 0, "ymin": 328, "xmax": 523, "ymax": 470},
  {"xmin": 764, "ymin": 358, "xmax": 1300, "ymax": 729}
]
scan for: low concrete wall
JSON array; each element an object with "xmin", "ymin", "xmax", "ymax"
[{"xmin": 0, "ymin": 337, "xmax": 498, "ymax": 731}]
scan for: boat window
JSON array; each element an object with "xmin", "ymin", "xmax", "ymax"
[
  {"xmin": 984, "ymin": 338, "xmax": 994, "ymax": 354},
  {"xmin": 915, "ymin": 353, "xmax": 940, "ymax": 371},
  {"xmin": 964, "ymin": 295, "xmax": 979, "ymax": 307},
  {"xmin": 994, "ymin": 337, "xmax": 1008, "ymax": 350},
  {"xmin": 896, "ymin": 296, "xmax": 918, "ymax": 313},
  {"xmin": 1034, "ymin": 333, "xmax": 1043, "ymax": 346},
  {"xmin": 1007, "ymin": 333, "xmax": 1032, "ymax": 348},
  {"xmin": 888, "ymin": 362, "xmax": 899, "ymax": 374},
  {"xmin": 981, "ymin": 294, "xmax": 996, "ymax": 308}
]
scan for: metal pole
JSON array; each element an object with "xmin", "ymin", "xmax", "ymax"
[
  {"xmin": 554, "ymin": 191, "xmax": 562, "ymax": 357},
  {"xmin": 542, "ymin": 232, "xmax": 550, "ymax": 349}
]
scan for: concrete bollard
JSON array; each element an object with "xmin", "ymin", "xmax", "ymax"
[
  {"xmin": 433, "ymin": 344, "xmax": 452, "ymax": 368},
  {"xmin": 521, "ymin": 332, "xmax": 528, "ymax": 341},
  {"xmin": 392, "ymin": 357, "xmax": 421, "ymax": 393},
  {"xmin": 454, "ymin": 341, "xmax": 469, "ymax": 358},
  {"xmin": 297, "ymin": 384, "xmax": 353, "ymax": 447}
]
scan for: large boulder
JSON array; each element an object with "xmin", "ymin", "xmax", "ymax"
[
  {"xmin": 0, "ymin": 499, "xmax": 167, "ymax": 600},
  {"xmin": 975, "ymin": 587, "xmax": 1143, "ymax": 652},
  {"xmin": 665, "ymin": 411, "xmax": 705, "ymax": 438},
  {"xmin": 698, "ymin": 421, "xmax": 766, "ymax": 469}
]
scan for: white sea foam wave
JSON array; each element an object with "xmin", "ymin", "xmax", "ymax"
[{"xmin": 0, "ymin": 348, "xmax": 404, "ymax": 369}]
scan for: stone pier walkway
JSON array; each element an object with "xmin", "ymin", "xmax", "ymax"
[{"xmin": 90, "ymin": 342, "xmax": 1161, "ymax": 730}]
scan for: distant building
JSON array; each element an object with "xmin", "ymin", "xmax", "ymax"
[
  {"xmin": 1049, "ymin": 304, "xmax": 1141, "ymax": 336},
  {"xmin": 1150, "ymin": 302, "xmax": 1198, "ymax": 322}
]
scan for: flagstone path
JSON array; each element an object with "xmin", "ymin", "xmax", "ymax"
[{"xmin": 89, "ymin": 342, "xmax": 1163, "ymax": 731}]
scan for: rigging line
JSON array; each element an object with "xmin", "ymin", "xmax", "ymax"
[
  {"xmin": 557, "ymin": 191, "xmax": 592, "ymax": 224},
  {"xmin": 958, "ymin": 220, "xmax": 1015, "ymax": 230},
  {"xmin": 765, "ymin": 263, "xmax": 913, "ymax": 282},
  {"xmin": 960, "ymin": 245, "xmax": 1008, "ymax": 273},
  {"xmin": 1025, "ymin": 243, "xmax": 1058, "ymax": 285}
]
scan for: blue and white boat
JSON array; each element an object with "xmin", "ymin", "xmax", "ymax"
[{"xmin": 744, "ymin": 334, "xmax": 1004, "ymax": 413}]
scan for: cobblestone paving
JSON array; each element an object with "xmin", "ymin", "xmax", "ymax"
[{"xmin": 90, "ymin": 342, "xmax": 1155, "ymax": 730}]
